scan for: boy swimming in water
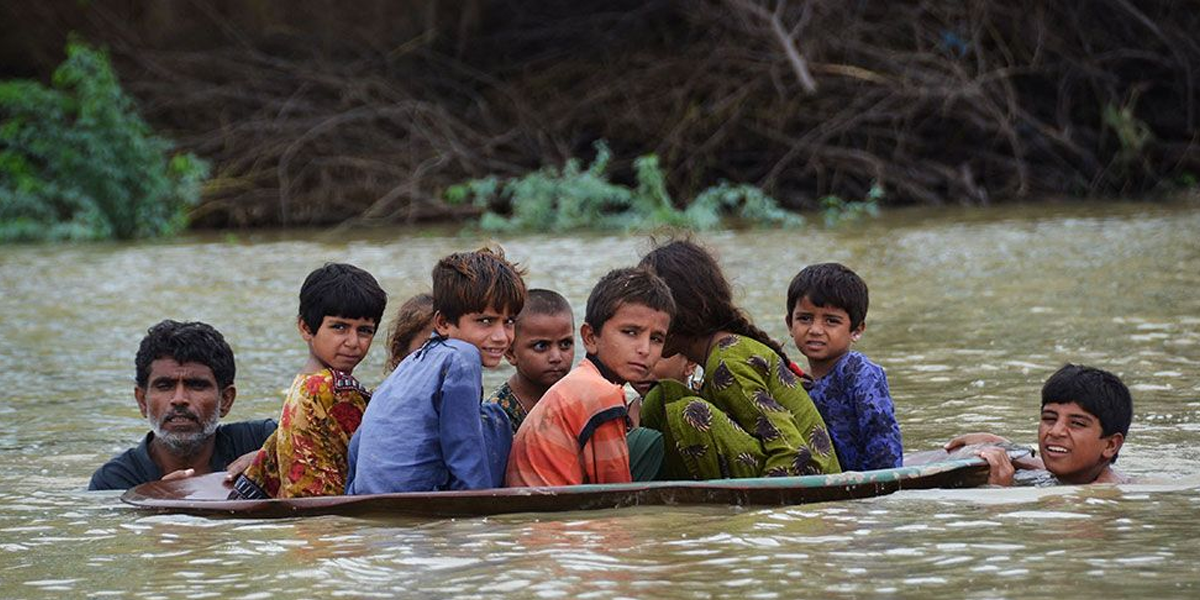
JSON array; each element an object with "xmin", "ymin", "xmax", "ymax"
[{"xmin": 945, "ymin": 363, "xmax": 1133, "ymax": 485}]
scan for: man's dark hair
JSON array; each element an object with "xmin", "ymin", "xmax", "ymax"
[
  {"xmin": 1042, "ymin": 364, "xmax": 1133, "ymax": 462},
  {"xmin": 786, "ymin": 263, "xmax": 869, "ymax": 330},
  {"xmin": 585, "ymin": 267, "xmax": 675, "ymax": 333},
  {"xmin": 299, "ymin": 263, "xmax": 388, "ymax": 333},
  {"xmin": 135, "ymin": 320, "xmax": 236, "ymax": 388},
  {"xmin": 432, "ymin": 247, "xmax": 526, "ymax": 324},
  {"xmin": 521, "ymin": 289, "xmax": 573, "ymax": 322}
]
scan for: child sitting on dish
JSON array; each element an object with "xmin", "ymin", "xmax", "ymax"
[
  {"xmin": 486, "ymin": 289, "xmax": 576, "ymax": 434},
  {"xmin": 346, "ymin": 248, "xmax": 524, "ymax": 493},
  {"xmin": 786, "ymin": 262, "xmax": 902, "ymax": 471}
]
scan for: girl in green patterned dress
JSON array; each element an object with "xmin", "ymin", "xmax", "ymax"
[{"xmin": 639, "ymin": 239, "xmax": 841, "ymax": 479}]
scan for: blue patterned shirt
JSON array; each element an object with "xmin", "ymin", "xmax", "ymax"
[{"xmin": 808, "ymin": 351, "xmax": 902, "ymax": 471}]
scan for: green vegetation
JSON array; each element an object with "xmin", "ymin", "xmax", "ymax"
[
  {"xmin": 445, "ymin": 141, "xmax": 802, "ymax": 232},
  {"xmin": 820, "ymin": 184, "xmax": 883, "ymax": 227},
  {"xmin": 0, "ymin": 39, "xmax": 207, "ymax": 243}
]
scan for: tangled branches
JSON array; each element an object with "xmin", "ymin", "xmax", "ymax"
[{"xmin": 10, "ymin": 0, "xmax": 1197, "ymax": 227}]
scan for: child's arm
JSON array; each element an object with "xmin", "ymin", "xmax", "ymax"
[
  {"xmin": 437, "ymin": 354, "xmax": 496, "ymax": 490},
  {"xmin": 854, "ymin": 363, "xmax": 903, "ymax": 470}
]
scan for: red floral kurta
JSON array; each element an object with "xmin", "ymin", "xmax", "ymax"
[{"xmin": 241, "ymin": 369, "xmax": 369, "ymax": 498}]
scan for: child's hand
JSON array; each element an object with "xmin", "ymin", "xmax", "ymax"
[
  {"xmin": 223, "ymin": 450, "xmax": 259, "ymax": 482},
  {"xmin": 975, "ymin": 446, "xmax": 1015, "ymax": 486},
  {"xmin": 944, "ymin": 432, "xmax": 1010, "ymax": 451}
]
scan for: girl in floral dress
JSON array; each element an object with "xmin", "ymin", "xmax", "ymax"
[
  {"xmin": 638, "ymin": 240, "xmax": 841, "ymax": 480},
  {"xmin": 230, "ymin": 263, "xmax": 387, "ymax": 499}
]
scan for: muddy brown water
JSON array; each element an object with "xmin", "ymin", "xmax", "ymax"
[{"xmin": 1, "ymin": 200, "xmax": 1198, "ymax": 598}]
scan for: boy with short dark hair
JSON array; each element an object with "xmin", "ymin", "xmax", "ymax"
[
  {"xmin": 231, "ymin": 263, "xmax": 386, "ymax": 499},
  {"xmin": 347, "ymin": 248, "xmax": 526, "ymax": 494},
  {"xmin": 506, "ymin": 267, "xmax": 675, "ymax": 487},
  {"xmin": 487, "ymin": 289, "xmax": 576, "ymax": 434},
  {"xmin": 947, "ymin": 363, "xmax": 1133, "ymax": 485},
  {"xmin": 786, "ymin": 262, "xmax": 902, "ymax": 471}
]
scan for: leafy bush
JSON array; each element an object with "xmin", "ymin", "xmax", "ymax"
[
  {"xmin": 820, "ymin": 183, "xmax": 883, "ymax": 227},
  {"xmin": 445, "ymin": 141, "xmax": 802, "ymax": 232},
  {"xmin": 0, "ymin": 39, "xmax": 207, "ymax": 242}
]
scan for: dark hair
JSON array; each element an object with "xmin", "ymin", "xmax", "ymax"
[
  {"xmin": 135, "ymin": 320, "xmax": 236, "ymax": 389},
  {"xmin": 299, "ymin": 263, "xmax": 388, "ymax": 334},
  {"xmin": 638, "ymin": 238, "xmax": 792, "ymax": 362},
  {"xmin": 585, "ymin": 267, "xmax": 676, "ymax": 332},
  {"xmin": 786, "ymin": 263, "xmax": 869, "ymax": 330},
  {"xmin": 521, "ymin": 289, "xmax": 573, "ymax": 322},
  {"xmin": 1042, "ymin": 364, "xmax": 1133, "ymax": 443},
  {"xmin": 385, "ymin": 292, "xmax": 435, "ymax": 372},
  {"xmin": 433, "ymin": 247, "xmax": 526, "ymax": 324}
]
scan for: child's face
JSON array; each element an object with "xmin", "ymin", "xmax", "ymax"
[
  {"xmin": 1038, "ymin": 402, "xmax": 1123, "ymax": 483},
  {"xmin": 581, "ymin": 302, "xmax": 671, "ymax": 384},
  {"xmin": 301, "ymin": 315, "xmax": 378, "ymax": 373},
  {"xmin": 508, "ymin": 312, "xmax": 575, "ymax": 389},
  {"xmin": 631, "ymin": 353, "xmax": 696, "ymax": 397},
  {"xmin": 435, "ymin": 306, "xmax": 515, "ymax": 368},
  {"xmin": 788, "ymin": 296, "xmax": 861, "ymax": 366}
]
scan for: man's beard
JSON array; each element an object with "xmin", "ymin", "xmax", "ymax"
[{"xmin": 149, "ymin": 408, "xmax": 220, "ymax": 457}]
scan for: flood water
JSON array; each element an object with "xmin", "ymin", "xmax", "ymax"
[{"xmin": 1, "ymin": 200, "xmax": 1198, "ymax": 598}]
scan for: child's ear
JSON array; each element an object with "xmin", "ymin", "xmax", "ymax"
[
  {"xmin": 851, "ymin": 321, "xmax": 865, "ymax": 342},
  {"xmin": 1102, "ymin": 431, "xmax": 1125, "ymax": 461},
  {"xmin": 298, "ymin": 317, "xmax": 315, "ymax": 341},
  {"xmin": 504, "ymin": 345, "xmax": 518, "ymax": 365},
  {"xmin": 580, "ymin": 322, "xmax": 600, "ymax": 355},
  {"xmin": 432, "ymin": 311, "xmax": 453, "ymax": 336}
]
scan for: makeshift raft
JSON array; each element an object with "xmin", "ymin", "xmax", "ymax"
[{"xmin": 122, "ymin": 448, "xmax": 1006, "ymax": 518}]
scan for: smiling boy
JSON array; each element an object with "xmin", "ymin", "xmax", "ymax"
[
  {"xmin": 506, "ymin": 267, "xmax": 675, "ymax": 487},
  {"xmin": 487, "ymin": 289, "xmax": 576, "ymax": 433},
  {"xmin": 346, "ymin": 248, "xmax": 526, "ymax": 494},
  {"xmin": 786, "ymin": 263, "xmax": 901, "ymax": 471},
  {"xmin": 947, "ymin": 364, "xmax": 1133, "ymax": 485}
]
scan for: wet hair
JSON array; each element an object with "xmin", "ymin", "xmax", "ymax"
[
  {"xmin": 1042, "ymin": 364, "xmax": 1133, "ymax": 453},
  {"xmin": 520, "ymin": 289, "xmax": 573, "ymax": 324},
  {"xmin": 640, "ymin": 238, "xmax": 791, "ymax": 363},
  {"xmin": 433, "ymin": 247, "xmax": 526, "ymax": 324},
  {"xmin": 585, "ymin": 267, "xmax": 676, "ymax": 333},
  {"xmin": 298, "ymin": 263, "xmax": 388, "ymax": 334},
  {"xmin": 385, "ymin": 293, "xmax": 435, "ymax": 372},
  {"xmin": 135, "ymin": 320, "xmax": 236, "ymax": 389},
  {"xmin": 785, "ymin": 262, "xmax": 869, "ymax": 330}
]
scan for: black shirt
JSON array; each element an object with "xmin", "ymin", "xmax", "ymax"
[{"xmin": 88, "ymin": 419, "xmax": 277, "ymax": 491}]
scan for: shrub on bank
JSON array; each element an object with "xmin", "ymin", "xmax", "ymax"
[
  {"xmin": 0, "ymin": 40, "xmax": 207, "ymax": 243},
  {"xmin": 444, "ymin": 141, "xmax": 803, "ymax": 232}
]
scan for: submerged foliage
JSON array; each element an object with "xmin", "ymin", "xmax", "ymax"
[
  {"xmin": 0, "ymin": 39, "xmax": 207, "ymax": 243},
  {"xmin": 444, "ymin": 141, "xmax": 802, "ymax": 232}
]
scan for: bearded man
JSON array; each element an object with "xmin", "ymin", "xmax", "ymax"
[{"xmin": 89, "ymin": 320, "xmax": 276, "ymax": 490}]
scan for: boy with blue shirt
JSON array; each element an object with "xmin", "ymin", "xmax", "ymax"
[
  {"xmin": 346, "ymin": 248, "xmax": 525, "ymax": 494},
  {"xmin": 785, "ymin": 263, "xmax": 902, "ymax": 471}
]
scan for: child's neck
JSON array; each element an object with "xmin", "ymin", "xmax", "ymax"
[
  {"xmin": 506, "ymin": 373, "xmax": 548, "ymax": 414},
  {"xmin": 807, "ymin": 351, "xmax": 848, "ymax": 380},
  {"xmin": 586, "ymin": 353, "xmax": 626, "ymax": 385},
  {"xmin": 303, "ymin": 354, "xmax": 349, "ymax": 375}
]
